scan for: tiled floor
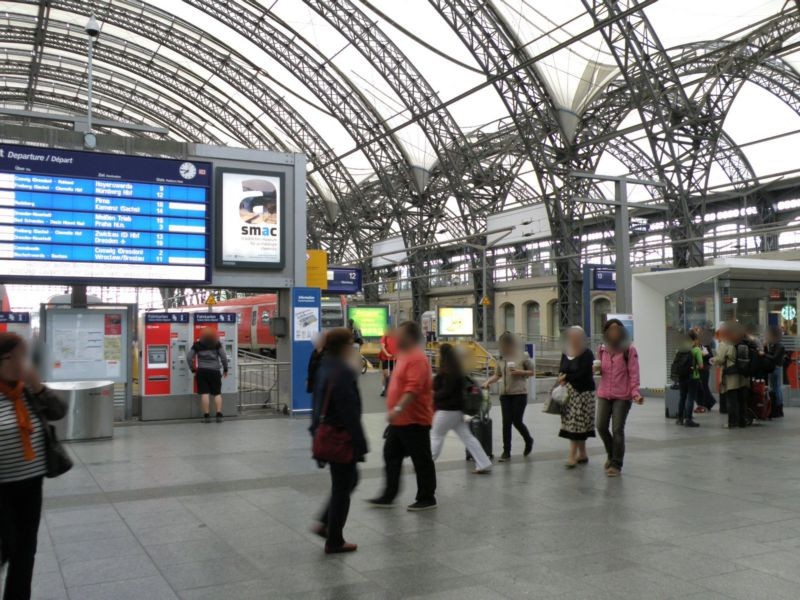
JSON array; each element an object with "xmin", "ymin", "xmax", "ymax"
[{"xmin": 22, "ymin": 394, "xmax": 800, "ymax": 599}]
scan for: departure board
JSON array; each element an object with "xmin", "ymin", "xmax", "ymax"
[{"xmin": 0, "ymin": 143, "xmax": 212, "ymax": 283}]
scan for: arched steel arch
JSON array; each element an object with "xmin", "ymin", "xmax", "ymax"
[
  {"xmin": 0, "ymin": 10, "xmax": 342, "ymax": 253},
  {"xmin": 30, "ymin": 0, "xmax": 382, "ymax": 262},
  {"xmin": 430, "ymin": 0, "xmax": 621, "ymax": 328},
  {"xmin": 180, "ymin": 0, "xmax": 448, "ymax": 318},
  {"xmin": 582, "ymin": 0, "xmax": 799, "ymax": 267}
]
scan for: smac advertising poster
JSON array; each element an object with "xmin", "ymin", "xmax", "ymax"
[{"xmin": 216, "ymin": 169, "xmax": 285, "ymax": 269}]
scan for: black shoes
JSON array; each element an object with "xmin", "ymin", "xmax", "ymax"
[
  {"xmin": 524, "ymin": 439, "xmax": 534, "ymax": 457},
  {"xmin": 684, "ymin": 420, "xmax": 700, "ymax": 428},
  {"xmin": 202, "ymin": 413, "xmax": 211, "ymax": 423},
  {"xmin": 367, "ymin": 497, "xmax": 395, "ymax": 508},
  {"xmin": 498, "ymin": 452, "xmax": 511, "ymax": 462},
  {"xmin": 676, "ymin": 417, "xmax": 684, "ymax": 426},
  {"xmin": 407, "ymin": 499, "xmax": 437, "ymax": 512},
  {"xmin": 216, "ymin": 412, "xmax": 224, "ymax": 423}
]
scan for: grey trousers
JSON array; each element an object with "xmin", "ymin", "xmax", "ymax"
[{"xmin": 596, "ymin": 398, "xmax": 632, "ymax": 470}]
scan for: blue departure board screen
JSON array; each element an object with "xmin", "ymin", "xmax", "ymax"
[{"xmin": 0, "ymin": 143, "xmax": 212, "ymax": 283}]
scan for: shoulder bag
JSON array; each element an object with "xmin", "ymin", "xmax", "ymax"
[
  {"xmin": 25, "ymin": 388, "xmax": 73, "ymax": 478},
  {"xmin": 312, "ymin": 376, "xmax": 354, "ymax": 464},
  {"xmin": 543, "ymin": 383, "xmax": 568, "ymax": 415}
]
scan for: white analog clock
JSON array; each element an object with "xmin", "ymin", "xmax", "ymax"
[{"xmin": 179, "ymin": 161, "xmax": 197, "ymax": 180}]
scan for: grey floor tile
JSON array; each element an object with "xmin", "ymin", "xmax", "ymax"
[
  {"xmin": 68, "ymin": 575, "xmax": 178, "ymax": 600},
  {"xmin": 697, "ymin": 568, "xmax": 800, "ymax": 599},
  {"xmin": 177, "ymin": 579, "xmax": 287, "ymax": 600},
  {"xmin": 136, "ymin": 522, "xmax": 216, "ymax": 546},
  {"xmin": 61, "ymin": 554, "xmax": 159, "ymax": 588},
  {"xmin": 30, "ymin": 571, "xmax": 68, "ymax": 600},
  {"xmin": 160, "ymin": 557, "xmax": 262, "ymax": 591},
  {"xmin": 145, "ymin": 537, "xmax": 237, "ymax": 566},
  {"xmin": 53, "ymin": 534, "xmax": 146, "ymax": 565}
]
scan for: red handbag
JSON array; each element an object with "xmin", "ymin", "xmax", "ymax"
[{"xmin": 312, "ymin": 377, "xmax": 354, "ymax": 464}]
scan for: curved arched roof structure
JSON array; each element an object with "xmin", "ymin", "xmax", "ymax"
[{"xmin": 1, "ymin": 0, "xmax": 799, "ymax": 322}]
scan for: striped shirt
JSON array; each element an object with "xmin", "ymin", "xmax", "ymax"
[{"xmin": 0, "ymin": 393, "xmax": 46, "ymax": 483}]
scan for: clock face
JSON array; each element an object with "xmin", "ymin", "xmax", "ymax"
[
  {"xmin": 179, "ymin": 161, "xmax": 197, "ymax": 180},
  {"xmin": 83, "ymin": 132, "xmax": 97, "ymax": 149}
]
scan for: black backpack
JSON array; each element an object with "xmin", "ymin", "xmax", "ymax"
[
  {"xmin": 671, "ymin": 349, "xmax": 694, "ymax": 382},
  {"xmin": 734, "ymin": 342, "xmax": 760, "ymax": 376}
]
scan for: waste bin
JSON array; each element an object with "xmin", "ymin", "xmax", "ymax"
[{"xmin": 46, "ymin": 380, "xmax": 115, "ymax": 441}]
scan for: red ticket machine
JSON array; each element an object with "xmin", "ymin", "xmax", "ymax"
[{"xmin": 142, "ymin": 312, "xmax": 191, "ymax": 397}]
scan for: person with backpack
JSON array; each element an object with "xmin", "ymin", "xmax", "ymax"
[
  {"xmin": 765, "ymin": 326, "xmax": 786, "ymax": 418},
  {"xmin": 595, "ymin": 319, "xmax": 643, "ymax": 477},
  {"xmin": 673, "ymin": 330, "xmax": 703, "ymax": 427},
  {"xmin": 558, "ymin": 327, "xmax": 595, "ymax": 469},
  {"xmin": 482, "ymin": 332, "xmax": 534, "ymax": 462},
  {"xmin": 186, "ymin": 327, "xmax": 229, "ymax": 423},
  {"xmin": 430, "ymin": 344, "xmax": 492, "ymax": 474},
  {"xmin": 712, "ymin": 323, "xmax": 750, "ymax": 429},
  {"xmin": 695, "ymin": 326, "xmax": 717, "ymax": 413}
]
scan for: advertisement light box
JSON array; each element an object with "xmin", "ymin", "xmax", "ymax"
[
  {"xmin": 438, "ymin": 306, "xmax": 475, "ymax": 337},
  {"xmin": 347, "ymin": 306, "xmax": 389, "ymax": 339}
]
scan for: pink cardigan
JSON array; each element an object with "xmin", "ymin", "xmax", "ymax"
[{"xmin": 596, "ymin": 344, "xmax": 641, "ymax": 401}]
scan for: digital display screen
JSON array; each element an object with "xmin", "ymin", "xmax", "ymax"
[
  {"xmin": 0, "ymin": 143, "xmax": 211, "ymax": 283},
  {"xmin": 438, "ymin": 306, "xmax": 474, "ymax": 337},
  {"xmin": 347, "ymin": 306, "xmax": 389, "ymax": 339},
  {"xmin": 326, "ymin": 267, "xmax": 362, "ymax": 294},
  {"xmin": 216, "ymin": 168, "xmax": 285, "ymax": 269}
]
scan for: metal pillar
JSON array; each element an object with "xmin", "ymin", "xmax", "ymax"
[
  {"xmin": 614, "ymin": 179, "xmax": 632, "ymax": 314},
  {"xmin": 482, "ymin": 246, "xmax": 488, "ymax": 343}
]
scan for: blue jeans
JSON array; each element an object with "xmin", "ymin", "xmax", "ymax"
[
  {"xmin": 770, "ymin": 370, "xmax": 784, "ymax": 407},
  {"xmin": 678, "ymin": 379, "xmax": 699, "ymax": 420}
]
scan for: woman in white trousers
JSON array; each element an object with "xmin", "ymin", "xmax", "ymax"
[{"xmin": 431, "ymin": 344, "xmax": 492, "ymax": 473}]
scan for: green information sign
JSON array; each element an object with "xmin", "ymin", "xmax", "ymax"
[{"xmin": 348, "ymin": 306, "xmax": 389, "ymax": 338}]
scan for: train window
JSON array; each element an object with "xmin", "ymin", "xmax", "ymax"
[
  {"xmin": 261, "ymin": 311, "xmax": 271, "ymax": 325},
  {"xmin": 251, "ymin": 310, "xmax": 257, "ymax": 326}
]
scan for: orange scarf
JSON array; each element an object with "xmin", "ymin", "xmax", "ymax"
[{"xmin": 0, "ymin": 380, "xmax": 36, "ymax": 461}]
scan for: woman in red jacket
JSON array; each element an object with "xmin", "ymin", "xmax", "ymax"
[{"xmin": 595, "ymin": 319, "xmax": 644, "ymax": 477}]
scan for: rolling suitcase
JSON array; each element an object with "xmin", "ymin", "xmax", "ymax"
[
  {"xmin": 466, "ymin": 415, "xmax": 493, "ymax": 461},
  {"xmin": 665, "ymin": 386, "xmax": 681, "ymax": 418}
]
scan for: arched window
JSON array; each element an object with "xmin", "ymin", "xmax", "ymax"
[
  {"xmin": 593, "ymin": 298, "xmax": 611, "ymax": 335},
  {"xmin": 525, "ymin": 302, "xmax": 540, "ymax": 338},
  {"xmin": 500, "ymin": 303, "xmax": 515, "ymax": 335}
]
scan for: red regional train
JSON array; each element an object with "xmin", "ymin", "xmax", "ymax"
[{"xmin": 184, "ymin": 294, "xmax": 347, "ymax": 356}]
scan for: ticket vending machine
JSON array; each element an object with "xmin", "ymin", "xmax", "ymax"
[
  {"xmin": 0, "ymin": 311, "xmax": 32, "ymax": 338},
  {"xmin": 190, "ymin": 313, "xmax": 238, "ymax": 415},
  {"xmin": 141, "ymin": 312, "xmax": 192, "ymax": 420}
]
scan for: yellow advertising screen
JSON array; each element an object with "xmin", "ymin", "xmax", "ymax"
[{"xmin": 438, "ymin": 306, "xmax": 474, "ymax": 337}]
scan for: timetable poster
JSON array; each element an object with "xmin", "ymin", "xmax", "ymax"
[
  {"xmin": 217, "ymin": 169, "xmax": 285, "ymax": 269},
  {"xmin": 0, "ymin": 143, "xmax": 212, "ymax": 283}
]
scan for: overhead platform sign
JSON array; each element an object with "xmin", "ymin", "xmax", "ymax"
[
  {"xmin": 486, "ymin": 204, "xmax": 551, "ymax": 246},
  {"xmin": 0, "ymin": 143, "xmax": 212, "ymax": 284},
  {"xmin": 326, "ymin": 267, "xmax": 362, "ymax": 294}
]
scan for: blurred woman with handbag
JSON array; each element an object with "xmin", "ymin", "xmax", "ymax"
[
  {"xmin": 0, "ymin": 332, "xmax": 68, "ymax": 600},
  {"xmin": 309, "ymin": 328, "xmax": 368, "ymax": 554},
  {"xmin": 557, "ymin": 327, "xmax": 596, "ymax": 469}
]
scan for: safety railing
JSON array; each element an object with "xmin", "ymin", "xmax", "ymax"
[{"xmin": 237, "ymin": 350, "xmax": 290, "ymax": 415}]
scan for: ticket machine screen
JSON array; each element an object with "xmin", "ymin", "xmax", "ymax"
[{"xmin": 147, "ymin": 345, "xmax": 168, "ymax": 368}]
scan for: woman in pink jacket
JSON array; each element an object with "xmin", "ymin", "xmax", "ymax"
[{"xmin": 595, "ymin": 319, "xmax": 644, "ymax": 477}]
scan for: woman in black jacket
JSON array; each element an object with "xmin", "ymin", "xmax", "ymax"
[
  {"xmin": 430, "ymin": 344, "xmax": 492, "ymax": 474},
  {"xmin": 309, "ymin": 328, "xmax": 368, "ymax": 554},
  {"xmin": 557, "ymin": 326, "xmax": 596, "ymax": 468}
]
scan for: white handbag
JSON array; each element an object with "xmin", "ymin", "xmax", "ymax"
[{"xmin": 543, "ymin": 384, "xmax": 568, "ymax": 414}]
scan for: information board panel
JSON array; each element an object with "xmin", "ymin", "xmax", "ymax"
[
  {"xmin": 44, "ymin": 308, "xmax": 129, "ymax": 383},
  {"xmin": 438, "ymin": 306, "xmax": 475, "ymax": 337},
  {"xmin": 0, "ymin": 143, "xmax": 211, "ymax": 283},
  {"xmin": 348, "ymin": 306, "xmax": 389, "ymax": 339},
  {"xmin": 216, "ymin": 168, "xmax": 285, "ymax": 269}
]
